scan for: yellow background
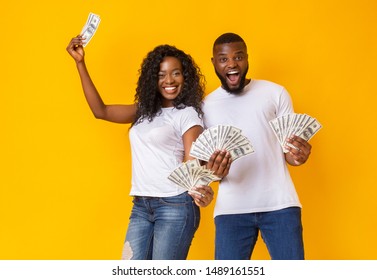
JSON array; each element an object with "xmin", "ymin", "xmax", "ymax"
[{"xmin": 1, "ymin": 0, "xmax": 377, "ymax": 260}]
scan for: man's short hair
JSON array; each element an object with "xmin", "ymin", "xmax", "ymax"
[{"xmin": 213, "ymin": 33, "xmax": 246, "ymax": 48}]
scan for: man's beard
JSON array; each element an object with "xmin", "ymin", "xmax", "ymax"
[{"xmin": 215, "ymin": 65, "xmax": 248, "ymax": 95}]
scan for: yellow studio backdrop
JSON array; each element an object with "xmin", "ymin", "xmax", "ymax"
[{"xmin": 1, "ymin": 0, "xmax": 377, "ymax": 260}]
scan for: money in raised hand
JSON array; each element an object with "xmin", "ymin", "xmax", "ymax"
[{"xmin": 80, "ymin": 12, "xmax": 101, "ymax": 47}]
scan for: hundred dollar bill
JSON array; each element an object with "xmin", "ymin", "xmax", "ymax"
[
  {"xmin": 80, "ymin": 12, "xmax": 101, "ymax": 47},
  {"xmin": 269, "ymin": 113, "xmax": 322, "ymax": 152},
  {"xmin": 168, "ymin": 159, "xmax": 221, "ymax": 195},
  {"xmin": 229, "ymin": 143, "xmax": 255, "ymax": 161},
  {"xmin": 269, "ymin": 118, "xmax": 284, "ymax": 144},
  {"xmin": 298, "ymin": 119, "xmax": 322, "ymax": 141},
  {"xmin": 190, "ymin": 125, "xmax": 254, "ymax": 162}
]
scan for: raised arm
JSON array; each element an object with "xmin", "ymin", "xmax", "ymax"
[{"xmin": 66, "ymin": 35, "xmax": 136, "ymax": 124}]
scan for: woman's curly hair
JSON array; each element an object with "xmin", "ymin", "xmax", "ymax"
[{"xmin": 132, "ymin": 44, "xmax": 205, "ymax": 126}]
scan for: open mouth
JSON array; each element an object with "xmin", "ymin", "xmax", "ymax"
[{"xmin": 226, "ymin": 70, "xmax": 240, "ymax": 85}]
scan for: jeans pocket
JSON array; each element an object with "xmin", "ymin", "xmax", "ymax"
[{"xmin": 159, "ymin": 192, "xmax": 191, "ymax": 206}]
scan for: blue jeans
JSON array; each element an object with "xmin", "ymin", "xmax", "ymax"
[
  {"xmin": 124, "ymin": 192, "xmax": 200, "ymax": 260},
  {"xmin": 215, "ymin": 207, "xmax": 304, "ymax": 260}
]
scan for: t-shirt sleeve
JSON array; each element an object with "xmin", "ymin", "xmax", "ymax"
[
  {"xmin": 177, "ymin": 107, "xmax": 204, "ymax": 136},
  {"xmin": 276, "ymin": 87, "xmax": 294, "ymax": 117}
]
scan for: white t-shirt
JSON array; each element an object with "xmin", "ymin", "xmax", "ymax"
[
  {"xmin": 203, "ymin": 79, "xmax": 302, "ymax": 217},
  {"xmin": 129, "ymin": 106, "xmax": 203, "ymax": 197}
]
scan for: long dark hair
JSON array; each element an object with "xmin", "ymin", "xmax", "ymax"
[{"xmin": 132, "ymin": 45, "xmax": 205, "ymax": 126}]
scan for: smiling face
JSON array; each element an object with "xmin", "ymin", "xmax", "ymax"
[
  {"xmin": 212, "ymin": 41, "xmax": 249, "ymax": 94},
  {"xmin": 158, "ymin": 56, "xmax": 184, "ymax": 107}
]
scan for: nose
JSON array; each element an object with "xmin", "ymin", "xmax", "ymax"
[
  {"xmin": 227, "ymin": 59, "xmax": 237, "ymax": 68},
  {"xmin": 164, "ymin": 74, "xmax": 174, "ymax": 84}
]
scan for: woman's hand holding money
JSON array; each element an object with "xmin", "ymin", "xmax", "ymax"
[
  {"xmin": 189, "ymin": 185, "xmax": 215, "ymax": 207},
  {"xmin": 66, "ymin": 36, "xmax": 85, "ymax": 64}
]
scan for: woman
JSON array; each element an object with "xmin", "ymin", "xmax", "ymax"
[{"xmin": 66, "ymin": 36, "xmax": 223, "ymax": 259}]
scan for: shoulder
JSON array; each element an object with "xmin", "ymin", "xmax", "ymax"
[
  {"xmin": 251, "ymin": 79, "xmax": 285, "ymax": 93},
  {"xmin": 172, "ymin": 106, "xmax": 203, "ymax": 132},
  {"xmin": 170, "ymin": 106, "xmax": 202, "ymax": 121},
  {"xmin": 175, "ymin": 106, "xmax": 198, "ymax": 116},
  {"xmin": 251, "ymin": 80, "xmax": 291, "ymax": 103}
]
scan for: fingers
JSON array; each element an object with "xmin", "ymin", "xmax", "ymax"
[
  {"xmin": 67, "ymin": 35, "xmax": 83, "ymax": 50},
  {"xmin": 206, "ymin": 150, "xmax": 232, "ymax": 178},
  {"xmin": 286, "ymin": 135, "xmax": 309, "ymax": 151},
  {"xmin": 189, "ymin": 185, "xmax": 214, "ymax": 207},
  {"xmin": 206, "ymin": 150, "xmax": 219, "ymax": 169},
  {"xmin": 66, "ymin": 35, "xmax": 85, "ymax": 62},
  {"xmin": 285, "ymin": 135, "xmax": 312, "ymax": 165}
]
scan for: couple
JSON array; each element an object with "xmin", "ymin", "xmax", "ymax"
[{"xmin": 66, "ymin": 32, "xmax": 312, "ymax": 260}]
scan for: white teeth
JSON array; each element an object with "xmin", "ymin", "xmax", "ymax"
[
  {"xmin": 165, "ymin": 87, "xmax": 176, "ymax": 90},
  {"xmin": 227, "ymin": 71, "xmax": 238, "ymax": 74}
]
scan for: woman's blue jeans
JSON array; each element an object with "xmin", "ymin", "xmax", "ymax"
[
  {"xmin": 123, "ymin": 192, "xmax": 200, "ymax": 260},
  {"xmin": 215, "ymin": 207, "xmax": 304, "ymax": 260}
]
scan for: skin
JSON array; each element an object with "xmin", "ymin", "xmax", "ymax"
[
  {"xmin": 66, "ymin": 35, "xmax": 230, "ymax": 207},
  {"xmin": 158, "ymin": 57, "xmax": 184, "ymax": 107},
  {"xmin": 212, "ymin": 41, "xmax": 249, "ymax": 94},
  {"xmin": 211, "ymin": 41, "xmax": 311, "ymax": 166}
]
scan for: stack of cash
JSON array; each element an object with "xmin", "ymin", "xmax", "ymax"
[
  {"xmin": 190, "ymin": 125, "xmax": 254, "ymax": 161},
  {"xmin": 168, "ymin": 159, "xmax": 221, "ymax": 193},
  {"xmin": 269, "ymin": 113, "xmax": 322, "ymax": 152},
  {"xmin": 80, "ymin": 12, "xmax": 101, "ymax": 47}
]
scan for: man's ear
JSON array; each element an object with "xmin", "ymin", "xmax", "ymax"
[{"xmin": 211, "ymin": 57, "xmax": 214, "ymax": 65}]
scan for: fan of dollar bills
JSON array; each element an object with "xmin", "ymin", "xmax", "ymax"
[
  {"xmin": 168, "ymin": 159, "xmax": 221, "ymax": 194},
  {"xmin": 269, "ymin": 113, "xmax": 322, "ymax": 152},
  {"xmin": 189, "ymin": 125, "xmax": 254, "ymax": 162},
  {"xmin": 80, "ymin": 12, "xmax": 101, "ymax": 47}
]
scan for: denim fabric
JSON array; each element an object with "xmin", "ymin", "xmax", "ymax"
[
  {"xmin": 124, "ymin": 192, "xmax": 200, "ymax": 260},
  {"xmin": 215, "ymin": 207, "xmax": 304, "ymax": 260}
]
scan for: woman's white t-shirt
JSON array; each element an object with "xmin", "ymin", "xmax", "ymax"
[{"xmin": 129, "ymin": 106, "xmax": 203, "ymax": 197}]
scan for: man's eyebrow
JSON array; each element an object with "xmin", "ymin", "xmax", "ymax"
[{"xmin": 217, "ymin": 50, "xmax": 245, "ymax": 56}]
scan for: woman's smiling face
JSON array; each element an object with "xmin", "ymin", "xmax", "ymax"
[{"xmin": 158, "ymin": 56, "xmax": 184, "ymax": 107}]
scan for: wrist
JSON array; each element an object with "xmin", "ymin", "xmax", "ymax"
[{"xmin": 76, "ymin": 60, "xmax": 86, "ymax": 70}]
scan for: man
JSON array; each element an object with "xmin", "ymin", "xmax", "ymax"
[{"xmin": 203, "ymin": 33, "xmax": 312, "ymax": 260}]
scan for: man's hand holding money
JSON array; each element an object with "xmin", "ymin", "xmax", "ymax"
[
  {"xmin": 269, "ymin": 113, "xmax": 321, "ymax": 166},
  {"xmin": 285, "ymin": 135, "xmax": 312, "ymax": 166},
  {"xmin": 206, "ymin": 150, "xmax": 232, "ymax": 179}
]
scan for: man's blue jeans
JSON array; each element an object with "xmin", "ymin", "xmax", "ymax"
[
  {"xmin": 124, "ymin": 192, "xmax": 200, "ymax": 260},
  {"xmin": 215, "ymin": 207, "xmax": 304, "ymax": 260}
]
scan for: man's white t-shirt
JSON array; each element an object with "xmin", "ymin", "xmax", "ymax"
[
  {"xmin": 129, "ymin": 106, "xmax": 203, "ymax": 197},
  {"xmin": 203, "ymin": 79, "xmax": 302, "ymax": 217}
]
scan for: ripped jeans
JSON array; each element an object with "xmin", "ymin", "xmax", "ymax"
[{"xmin": 122, "ymin": 192, "xmax": 200, "ymax": 260}]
